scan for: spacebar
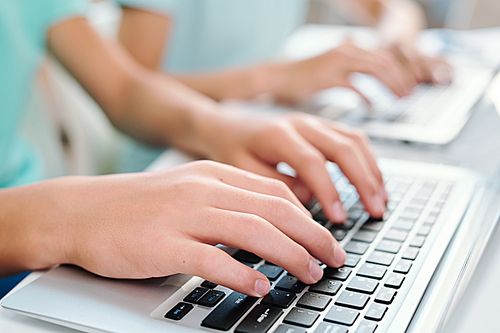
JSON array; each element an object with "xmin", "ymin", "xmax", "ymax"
[{"xmin": 201, "ymin": 292, "xmax": 258, "ymax": 331}]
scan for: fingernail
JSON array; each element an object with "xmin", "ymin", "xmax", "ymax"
[
  {"xmin": 379, "ymin": 185, "xmax": 389, "ymax": 202},
  {"xmin": 332, "ymin": 202, "xmax": 347, "ymax": 222},
  {"xmin": 309, "ymin": 259, "xmax": 323, "ymax": 282},
  {"xmin": 371, "ymin": 194, "xmax": 386, "ymax": 216},
  {"xmin": 254, "ymin": 279, "xmax": 270, "ymax": 297},
  {"xmin": 333, "ymin": 243, "xmax": 347, "ymax": 266}
]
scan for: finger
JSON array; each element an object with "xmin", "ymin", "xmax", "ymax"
[
  {"xmin": 345, "ymin": 83, "xmax": 372, "ymax": 107},
  {"xmin": 197, "ymin": 161, "xmax": 310, "ymax": 216},
  {"xmin": 294, "ymin": 122, "xmax": 386, "ymax": 218},
  {"xmin": 253, "ymin": 129, "xmax": 347, "ymax": 223},
  {"xmin": 236, "ymin": 153, "xmax": 314, "ymax": 204},
  {"xmin": 326, "ymin": 122, "xmax": 388, "ymax": 202},
  {"xmin": 207, "ymin": 190, "xmax": 345, "ymax": 269},
  {"xmin": 172, "ymin": 242, "xmax": 271, "ymax": 297}
]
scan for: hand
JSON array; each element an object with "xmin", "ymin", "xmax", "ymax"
[
  {"xmin": 270, "ymin": 42, "xmax": 419, "ymax": 104},
  {"xmin": 13, "ymin": 161, "xmax": 346, "ymax": 297},
  {"xmin": 387, "ymin": 44, "xmax": 454, "ymax": 85},
  {"xmin": 202, "ymin": 112, "xmax": 388, "ymax": 222}
]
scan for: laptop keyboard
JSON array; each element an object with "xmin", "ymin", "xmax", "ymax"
[{"xmin": 161, "ymin": 164, "xmax": 455, "ymax": 332}]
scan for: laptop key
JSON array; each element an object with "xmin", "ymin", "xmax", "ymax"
[
  {"xmin": 314, "ymin": 322, "xmax": 348, "ymax": 333},
  {"xmin": 344, "ymin": 253, "xmax": 361, "ymax": 267},
  {"xmin": 402, "ymin": 247, "xmax": 419, "ymax": 260},
  {"xmin": 283, "ymin": 308, "xmax": 319, "ymax": 328},
  {"xmin": 392, "ymin": 219, "xmax": 415, "ymax": 231},
  {"xmin": 418, "ymin": 225, "xmax": 432, "ymax": 236},
  {"xmin": 330, "ymin": 229, "xmax": 347, "ymax": 241},
  {"xmin": 274, "ymin": 325, "xmax": 307, "ymax": 333},
  {"xmin": 309, "ymin": 279, "xmax": 342, "ymax": 296},
  {"xmin": 233, "ymin": 250, "xmax": 262, "ymax": 264},
  {"xmin": 384, "ymin": 229, "xmax": 408, "ymax": 242},
  {"xmin": 410, "ymin": 236, "xmax": 426, "ymax": 248},
  {"xmin": 376, "ymin": 240, "xmax": 402, "ymax": 254},
  {"xmin": 324, "ymin": 305, "xmax": 359, "ymax": 326},
  {"xmin": 198, "ymin": 290, "xmax": 225, "ymax": 307},
  {"xmin": 234, "ymin": 304, "xmax": 283, "ymax": 333},
  {"xmin": 201, "ymin": 280, "xmax": 218, "ymax": 289},
  {"xmin": 323, "ymin": 267, "xmax": 352, "ymax": 281},
  {"xmin": 361, "ymin": 221, "xmax": 385, "ymax": 232},
  {"xmin": 335, "ymin": 291, "xmax": 370, "ymax": 310},
  {"xmin": 357, "ymin": 263, "xmax": 387, "ymax": 280},
  {"xmin": 201, "ymin": 292, "xmax": 258, "ymax": 331},
  {"xmin": 184, "ymin": 287, "xmax": 209, "ymax": 304},
  {"xmin": 384, "ymin": 273, "xmax": 405, "ymax": 289},
  {"xmin": 375, "ymin": 287, "xmax": 397, "ymax": 304},
  {"xmin": 352, "ymin": 230, "xmax": 378, "ymax": 243},
  {"xmin": 257, "ymin": 265, "xmax": 284, "ymax": 281},
  {"xmin": 164, "ymin": 302, "xmax": 193, "ymax": 321},
  {"xmin": 348, "ymin": 208, "xmax": 365, "ymax": 221},
  {"xmin": 364, "ymin": 303, "xmax": 388, "ymax": 321},
  {"xmin": 334, "ymin": 219, "xmax": 356, "ymax": 230},
  {"xmin": 261, "ymin": 289, "xmax": 296, "ymax": 309},
  {"xmin": 366, "ymin": 251, "xmax": 395, "ymax": 266},
  {"xmin": 394, "ymin": 259, "xmax": 413, "ymax": 274},
  {"xmin": 355, "ymin": 320, "xmax": 378, "ymax": 333},
  {"xmin": 275, "ymin": 275, "xmax": 306, "ymax": 293},
  {"xmin": 344, "ymin": 241, "xmax": 370, "ymax": 255},
  {"xmin": 346, "ymin": 276, "xmax": 379, "ymax": 294},
  {"xmin": 297, "ymin": 292, "xmax": 332, "ymax": 311}
]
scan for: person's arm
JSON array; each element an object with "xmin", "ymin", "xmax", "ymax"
[
  {"xmin": 50, "ymin": 16, "xmax": 387, "ymax": 222},
  {"xmin": 118, "ymin": 7, "xmax": 417, "ymax": 103},
  {"xmin": 0, "ymin": 161, "xmax": 347, "ymax": 296}
]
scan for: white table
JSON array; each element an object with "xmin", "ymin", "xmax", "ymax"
[{"xmin": 2, "ymin": 24, "xmax": 500, "ymax": 333}]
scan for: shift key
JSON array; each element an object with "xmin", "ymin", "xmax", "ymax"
[
  {"xmin": 235, "ymin": 304, "xmax": 283, "ymax": 333},
  {"xmin": 201, "ymin": 292, "xmax": 257, "ymax": 331}
]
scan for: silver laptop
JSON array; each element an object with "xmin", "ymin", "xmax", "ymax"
[
  {"xmin": 2, "ymin": 156, "xmax": 500, "ymax": 333},
  {"xmin": 311, "ymin": 66, "xmax": 494, "ymax": 145}
]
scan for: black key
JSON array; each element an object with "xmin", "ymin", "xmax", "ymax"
[
  {"xmin": 201, "ymin": 292, "xmax": 258, "ymax": 331},
  {"xmin": 201, "ymin": 280, "xmax": 218, "ymax": 289},
  {"xmin": 346, "ymin": 276, "xmax": 379, "ymax": 294},
  {"xmin": 261, "ymin": 289, "xmax": 296, "ymax": 309},
  {"xmin": 384, "ymin": 273, "xmax": 405, "ymax": 289},
  {"xmin": 313, "ymin": 210, "xmax": 329, "ymax": 224},
  {"xmin": 233, "ymin": 250, "xmax": 262, "ymax": 264},
  {"xmin": 364, "ymin": 303, "xmax": 387, "ymax": 321},
  {"xmin": 352, "ymin": 230, "xmax": 378, "ymax": 243},
  {"xmin": 375, "ymin": 287, "xmax": 397, "ymax": 304},
  {"xmin": 355, "ymin": 320, "xmax": 378, "ymax": 333},
  {"xmin": 274, "ymin": 324, "xmax": 307, "ymax": 333},
  {"xmin": 297, "ymin": 292, "xmax": 332, "ymax": 311},
  {"xmin": 362, "ymin": 221, "xmax": 384, "ymax": 232},
  {"xmin": 184, "ymin": 287, "xmax": 209, "ymax": 303},
  {"xmin": 376, "ymin": 240, "xmax": 402, "ymax": 254},
  {"xmin": 357, "ymin": 263, "xmax": 387, "ymax": 280},
  {"xmin": 366, "ymin": 251, "xmax": 394, "ymax": 266},
  {"xmin": 165, "ymin": 302, "xmax": 193, "ymax": 321},
  {"xmin": 324, "ymin": 305, "xmax": 359, "ymax": 326},
  {"xmin": 418, "ymin": 225, "xmax": 432, "ymax": 236},
  {"xmin": 330, "ymin": 228, "xmax": 347, "ymax": 241},
  {"xmin": 344, "ymin": 241, "xmax": 370, "ymax": 255},
  {"xmin": 309, "ymin": 279, "xmax": 342, "ymax": 296},
  {"xmin": 275, "ymin": 275, "xmax": 306, "ymax": 293},
  {"xmin": 336, "ymin": 219, "xmax": 357, "ymax": 230},
  {"xmin": 257, "ymin": 265, "xmax": 284, "ymax": 281},
  {"xmin": 402, "ymin": 247, "xmax": 419, "ymax": 260},
  {"xmin": 314, "ymin": 322, "xmax": 348, "ymax": 333},
  {"xmin": 335, "ymin": 291, "xmax": 370, "ymax": 310},
  {"xmin": 323, "ymin": 267, "xmax": 352, "ymax": 281},
  {"xmin": 283, "ymin": 307, "xmax": 319, "ymax": 328},
  {"xmin": 344, "ymin": 253, "xmax": 361, "ymax": 267},
  {"xmin": 235, "ymin": 304, "xmax": 283, "ymax": 333},
  {"xmin": 198, "ymin": 290, "xmax": 226, "ymax": 307},
  {"xmin": 393, "ymin": 259, "xmax": 412, "ymax": 274},
  {"xmin": 410, "ymin": 236, "xmax": 426, "ymax": 248},
  {"xmin": 384, "ymin": 229, "xmax": 408, "ymax": 242},
  {"xmin": 392, "ymin": 219, "xmax": 414, "ymax": 231}
]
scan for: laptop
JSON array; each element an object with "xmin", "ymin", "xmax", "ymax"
[{"xmin": 2, "ymin": 155, "xmax": 500, "ymax": 333}]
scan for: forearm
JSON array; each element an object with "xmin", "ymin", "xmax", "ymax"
[{"xmin": 0, "ymin": 183, "xmax": 67, "ymax": 277}]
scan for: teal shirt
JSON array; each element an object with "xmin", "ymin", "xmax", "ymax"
[
  {"xmin": 117, "ymin": 0, "xmax": 308, "ymax": 73},
  {"xmin": 0, "ymin": 0, "xmax": 87, "ymax": 188}
]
